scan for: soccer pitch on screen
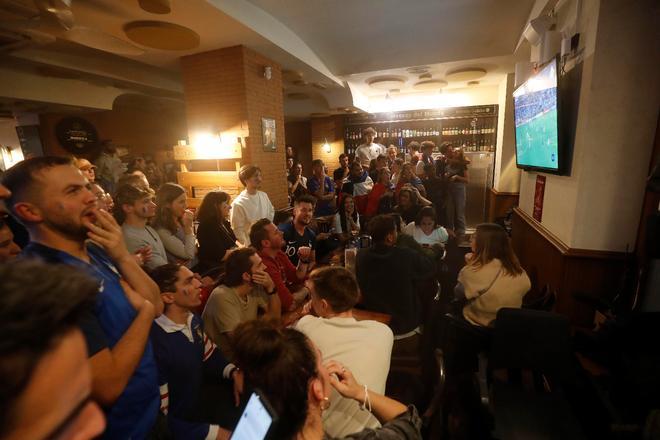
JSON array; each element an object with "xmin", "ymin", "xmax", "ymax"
[{"xmin": 515, "ymin": 106, "xmax": 559, "ymax": 169}]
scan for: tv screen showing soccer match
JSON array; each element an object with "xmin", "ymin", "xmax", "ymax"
[{"xmin": 513, "ymin": 58, "xmax": 561, "ymax": 172}]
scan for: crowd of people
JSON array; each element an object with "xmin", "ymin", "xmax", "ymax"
[
  {"xmin": 0, "ymin": 129, "xmax": 531, "ymax": 439},
  {"xmin": 286, "ymin": 127, "xmax": 471, "ymax": 239}
]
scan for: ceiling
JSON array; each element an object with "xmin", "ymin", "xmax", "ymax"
[{"xmin": 0, "ymin": 0, "xmax": 538, "ymax": 120}]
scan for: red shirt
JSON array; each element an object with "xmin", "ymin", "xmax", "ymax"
[{"xmin": 259, "ymin": 250, "xmax": 302, "ymax": 311}]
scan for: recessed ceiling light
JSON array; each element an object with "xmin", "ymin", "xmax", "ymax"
[
  {"xmin": 412, "ymin": 79, "xmax": 448, "ymax": 91},
  {"xmin": 445, "ymin": 67, "xmax": 487, "ymax": 82},
  {"xmin": 367, "ymin": 76, "xmax": 406, "ymax": 90}
]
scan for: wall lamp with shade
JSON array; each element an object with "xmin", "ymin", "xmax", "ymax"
[{"xmin": 322, "ymin": 139, "xmax": 331, "ymax": 154}]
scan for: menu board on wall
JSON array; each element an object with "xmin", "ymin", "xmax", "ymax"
[{"xmin": 15, "ymin": 125, "xmax": 44, "ymax": 159}]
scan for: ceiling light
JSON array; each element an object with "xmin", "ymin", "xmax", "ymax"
[{"xmin": 445, "ymin": 67, "xmax": 487, "ymax": 82}]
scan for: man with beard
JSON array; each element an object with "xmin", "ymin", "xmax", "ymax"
[
  {"xmin": 1, "ymin": 156, "xmax": 164, "ymax": 439},
  {"xmin": 279, "ymin": 195, "xmax": 317, "ymax": 266},
  {"xmin": 114, "ymin": 183, "xmax": 167, "ymax": 270},
  {"xmin": 333, "ymin": 153, "xmax": 351, "ymax": 189},
  {"xmin": 250, "ymin": 218, "xmax": 312, "ymax": 311},
  {"xmin": 202, "ymin": 248, "xmax": 281, "ymax": 359}
]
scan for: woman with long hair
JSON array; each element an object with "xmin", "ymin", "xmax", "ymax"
[
  {"xmin": 444, "ymin": 147, "xmax": 470, "ymax": 238},
  {"xmin": 457, "ymin": 223, "xmax": 531, "ymax": 327},
  {"xmin": 152, "ymin": 183, "xmax": 196, "ymax": 267},
  {"xmin": 195, "ymin": 191, "xmax": 240, "ymax": 274},
  {"xmin": 334, "ymin": 193, "xmax": 360, "ymax": 235},
  {"xmin": 394, "ymin": 185, "xmax": 431, "ymax": 225},
  {"xmin": 232, "ymin": 320, "xmax": 422, "ymax": 440},
  {"xmin": 402, "ymin": 206, "xmax": 448, "ymax": 250}
]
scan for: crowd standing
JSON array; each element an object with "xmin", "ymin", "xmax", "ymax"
[{"xmin": 0, "ymin": 131, "xmax": 531, "ymax": 440}]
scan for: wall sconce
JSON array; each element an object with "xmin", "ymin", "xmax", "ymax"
[
  {"xmin": 263, "ymin": 66, "xmax": 272, "ymax": 80},
  {"xmin": 322, "ymin": 139, "xmax": 331, "ymax": 154}
]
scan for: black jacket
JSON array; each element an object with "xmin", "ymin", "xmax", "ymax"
[{"xmin": 356, "ymin": 244, "xmax": 435, "ymax": 335}]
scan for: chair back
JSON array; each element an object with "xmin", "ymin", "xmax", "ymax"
[{"xmin": 489, "ymin": 308, "xmax": 572, "ymax": 382}]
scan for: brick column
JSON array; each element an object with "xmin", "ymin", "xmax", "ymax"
[{"xmin": 180, "ymin": 45, "xmax": 288, "ymax": 209}]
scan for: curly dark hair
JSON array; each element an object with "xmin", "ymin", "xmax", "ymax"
[{"xmin": 0, "ymin": 260, "xmax": 97, "ymax": 436}]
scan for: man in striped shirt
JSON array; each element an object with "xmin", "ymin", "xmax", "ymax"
[{"xmin": 150, "ymin": 264, "xmax": 242, "ymax": 440}]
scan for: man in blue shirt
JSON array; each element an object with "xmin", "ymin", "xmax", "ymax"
[
  {"xmin": 150, "ymin": 264, "xmax": 240, "ymax": 440},
  {"xmin": 2, "ymin": 156, "xmax": 163, "ymax": 439},
  {"xmin": 307, "ymin": 159, "xmax": 336, "ymax": 216},
  {"xmin": 278, "ymin": 195, "xmax": 317, "ymax": 266}
]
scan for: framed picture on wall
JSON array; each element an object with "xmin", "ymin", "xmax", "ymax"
[{"xmin": 261, "ymin": 117, "xmax": 276, "ymax": 152}]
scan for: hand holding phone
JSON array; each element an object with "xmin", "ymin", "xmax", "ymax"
[{"xmin": 230, "ymin": 391, "xmax": 277, "ymax": 440}]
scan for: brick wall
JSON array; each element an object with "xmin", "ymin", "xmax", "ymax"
[
  {"xmin": 311, "ymin": 115, "xmax": 345, "ymax": 173},
  {"xmin": 180, "ymin": 45, "xmax": 288, "ymax": 209},
  {"xmin": 242, "ymin": 47, "xmax": 288, "ymax": 209}
]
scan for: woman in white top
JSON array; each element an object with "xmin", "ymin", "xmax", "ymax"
[
  {"xmin": 402, "ymin": 206, "xmax": 448, "ymax": 249},
  {"xmin": 457, "ymin": 223, "xmax": 531, "ymax": 327},
  {"xmin": 334, "ymin": 194, "xmax": 360, "ymax": 235},
  {"xmin": 152, "ymin": 183, "xmax": 197, "ymax": 268}
]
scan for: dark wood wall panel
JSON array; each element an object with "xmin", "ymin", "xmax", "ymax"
[
  {"xmin": 511, "ymin": 208, "xmax": 627, "ymax": 327},
  {"xmin": 487, "ymin": 189, "xmax": 519, "ymax": 222}
]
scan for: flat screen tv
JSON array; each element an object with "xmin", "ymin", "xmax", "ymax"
[{"xmin": 513, "ymin": 57, "xmax": 564, "ymax": 174}]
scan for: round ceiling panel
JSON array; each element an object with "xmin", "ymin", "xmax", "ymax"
[
  {"xmin": 445, "ymin": 67, "xmax": 487, "ymax": 82},
  {"xmin": 138, "ymin": 0, "xmax": 171, "ymax": 14},
  {"xmin": 412, "ymin": 79, "xmax": 448, "ymax": 91},
  {"xmin": 406, "ymin": 66, "xmax": 430, "ymax": 74},
  {"xmin": 124, "ymin": 21, "xmax": 200, "ymax": 51},
  {"xmin": 65, "ymin": 27, "xmax": 144, "ymax": 55},
  {"xmin": 367, "ymin": 76, "xmax": 406, "ymax": 90}
]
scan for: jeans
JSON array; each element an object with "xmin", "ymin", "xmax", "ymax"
[{"xmin": 446, "ymin": 182, "xmax": 467, "ymax": 234}]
